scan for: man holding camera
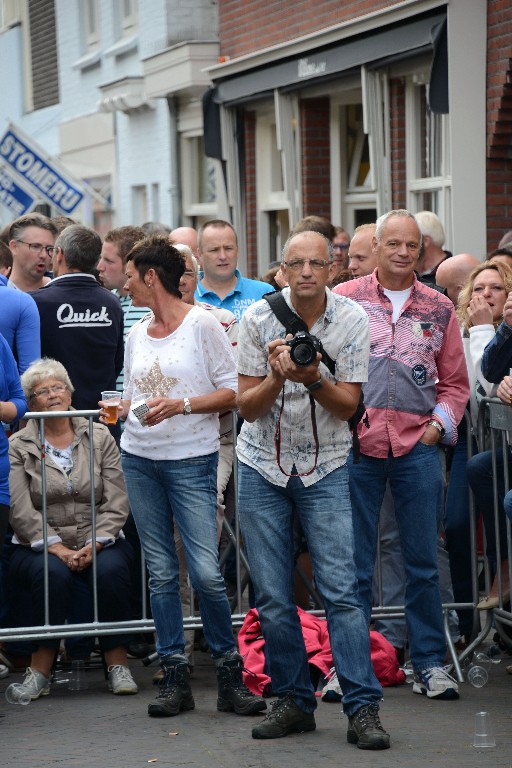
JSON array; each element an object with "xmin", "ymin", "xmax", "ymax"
[{"xmin": 236, "ymin": 230, "xmax": 390, "ymax": 749}]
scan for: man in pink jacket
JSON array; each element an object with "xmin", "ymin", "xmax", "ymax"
[{"xmin": 334, "ymin": 209, "xmax": 469, "ymax": 701}]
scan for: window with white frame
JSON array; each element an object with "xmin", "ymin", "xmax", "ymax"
[
  {"xmin": 82, "ymin": 0, "xmax": 100, "ymax": 51},
  {"xmin": 181, "ymin": 134, "xmax": 218, "ymax": 225},
  {"xmin": 132, "ymin": 184, "xmax": 148, "ymax": 224},
  {"xmin": 85, "ymin": 176, "xmax": 112, "ymax": 238},
  {"xmin": 406, "ymin": 76, "xmax": 452, "ymax": 243},
  {"xmin": 113, "ymin": 0, "xmax": 137, "ymax": 40},
  {"xmin": 0, "ymin": 0, "xmax": 20, "ymax": 29},
  {"xmin": 330, "ymin": 92, "xmax": 378, "ymax": 234},
  {"xmin": 150, "ymin": 183, "xmax": 160, "ymax": 224},
  {"xmin": 121, "ymin": 0, "xmax": 137, "ymax": 32},
  {"xmin": 256, "ymin": 111, "xmax": 291, "ymax": 273}
]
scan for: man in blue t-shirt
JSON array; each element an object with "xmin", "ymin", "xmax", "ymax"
[{"xmin": 195, "ymin": 219, "xmax": 273, "ymax": 321}]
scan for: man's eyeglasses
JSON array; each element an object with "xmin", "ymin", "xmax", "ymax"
[
  {"xmin": 181, "ymin": 270, "xmax": 197, "ymax": 279},
  {"xmin": 30, "ymin": 384, "xmax": 68, "ymax": 400},
  {"xmin": 284, "ymin": 259, "xmax": 331, "ymax": 271},
  {"xmin": 17, "ymin": 240, "xmax": 55, "ymax": 257},
  {"xmin": 333, "ymin": 243, "xmax": 349, "ymax": 251}
]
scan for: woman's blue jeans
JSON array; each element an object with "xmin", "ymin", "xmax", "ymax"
[
  {"xmin": 444, "ymin": 421, "xmax": 477, "ymax": 639},
  {"xmin": 466, "ymin": 446, "xmax": 511, "ymax": 572},
  {"xmin": 238, "ymin": 461, "xmax": 382, "ymax": 718},
  {"xmin": 121, "ymin": 450, "xmax": 236, "ymax": 659},
  {"xmin": 347, "ymin": 442, "xmax": 446, "ymax": 671}
]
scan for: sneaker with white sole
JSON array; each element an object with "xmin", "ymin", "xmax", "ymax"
[
  {"xmin": 321, "ymin": 667, "xmax": 343, "ymax": 702},
  {"xmin": 107, "ymin": 664, "xmax": 138, "ymax": 695},
  {"xmin": 18, "ymin": 667, "xmax": 51, "ymax": 700},
  {"xmin": 412, "ymin": 666, "xmax": 459, "ymax": 699}
]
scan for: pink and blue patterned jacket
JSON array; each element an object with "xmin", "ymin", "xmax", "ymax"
[{"xmin": 334, "ymin": 271, "xmax": 469, "ymax": 457}]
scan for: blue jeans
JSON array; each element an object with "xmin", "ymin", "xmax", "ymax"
[
  {"xmin": 372, "ymin": 490, "xmax": 461, "ymax": 647},
  {"xmin": 347, "ymin": 442, "xmax": 446, "ymax": 671},
  {"xmin": 121, "ymin": 450, "xmax": 236, "ymax": 659},
  {"xmin": 466, "ymin": 447, "xmax": 511, "ymax": 572},
  {"xmin": 238, "ymin": 461, "xmax": 382, "ymax": 717},
  {"xmin": 372, "ymin": 484, "xmax": 407, "ymax": 649},
  {"xmin": 444, "ymin": 421, "xmax": 477, "ymax": 639},
  {"xmin": 505, "ymin": 490, "xmax": 512, "ymax": 524}
]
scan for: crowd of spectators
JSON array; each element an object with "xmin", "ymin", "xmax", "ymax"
[{"xmin": 1, "ymin": 207, "xmax": 512, "ymax": 746}]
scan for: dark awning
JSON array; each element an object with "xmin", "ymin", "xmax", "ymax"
[
  {"xmin": 429, "ymin": 17, "xmax": 449, "ymax": 113},
  {"xmin": 203, "ymin": 8, "xmax": 448, "ymax": 159},
  {"xmin": 210, "ymin": 9, "xmax": 446, "ymax": 106}
]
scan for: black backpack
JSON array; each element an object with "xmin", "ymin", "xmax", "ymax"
[{"xmin": 263, "ymin": 291, "xmax": 369, "ymax": 462}]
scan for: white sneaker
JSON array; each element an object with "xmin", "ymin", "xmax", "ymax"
[
  {"xmin": 19, "ymin": 667, "xmax": 51, "ymax": 700},
  {"xmin": 108, "ymin": 664, "xmax": 138, "ymax": 695},
  {"xmin": 412, "ymin": 666, "xmax": 459, "ymax": 699},
  {"xmin": 321, "ymin": 667, "xmax": 343, "ymax": 702}
]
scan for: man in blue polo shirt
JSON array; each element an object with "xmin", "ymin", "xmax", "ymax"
[{"xmin": 195, "ymin": 220, "xmax": 273, "ymax": 320}]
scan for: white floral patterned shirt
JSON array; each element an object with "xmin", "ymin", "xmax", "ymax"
[{"xmin": 236, "ymin": 287, "xmax": 369, "ymax": 487}]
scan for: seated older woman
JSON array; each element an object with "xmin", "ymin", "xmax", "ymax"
[{"xmin": 8, "ymin": 358, "xmax": 138, "ymax": 699}]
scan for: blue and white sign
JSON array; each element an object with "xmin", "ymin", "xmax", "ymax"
[
  {"xmin": 0, "ymin": 123, "xmax": 84, "ymax": 214},
  {"xmin": 0, "ymin": 164, "xmax": 36, "ymax": 216}
]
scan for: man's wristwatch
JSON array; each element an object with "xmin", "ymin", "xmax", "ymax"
[
  {"xmin": 427, "ymin": 418, "xmax": 445, "ymax": 438},
  {"xmin": 183, "ymin": 397, "xmax": 192, "ymax": 415},
  {"xmin": 305, "ymin": 374, "xmax": 323, "ymax": 393}
]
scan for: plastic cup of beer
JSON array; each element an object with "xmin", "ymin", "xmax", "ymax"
[{"xmin": 101, "ymin": 391, "xmax": 122, "ymax": 424}]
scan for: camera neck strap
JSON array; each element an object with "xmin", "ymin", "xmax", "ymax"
[
  {"xmin": 263, "ymin": 291, "xmax": 335, "ymax": 375},
  {"xmin": 263, "ymin": 291, "xmax": 368, "ymax": 466},
  {"xmin": 264, "ymin": 291, "xmax": 324, "ymax": 476},
  {"xmin": 274, "ymin": 387, "xmax": 319, "ymax": 477}
]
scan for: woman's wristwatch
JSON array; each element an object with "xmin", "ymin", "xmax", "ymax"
[{"xmin": 183, "ymin": 397, "xmax": 192, "ymax": 415}]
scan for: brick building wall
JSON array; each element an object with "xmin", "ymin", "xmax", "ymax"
[
  {"xmin": 243, "ymin": 111, "xmax": 258, "ymax": 275},
  {"xmin": 218, "ymin": 0, "xmax": 397, "ymax": 60},
  {"xmin": 300, "ymin": 98, "xmax": 331, "ymax": 217},
  {"xmin": 389, "ymin": 78, "xmax": 407, "ymax": 210},
  {"xmin": 219, "ymin": 1, "xmax": 512, "ymax": 252},
  {"xmin": 486, "ymin": 0, "xmax": 512, "ymax": 249}
]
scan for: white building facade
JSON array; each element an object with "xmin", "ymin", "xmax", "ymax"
[{"xmin": 0, "ymin": 0, "xmax": 221, "ymax": 235}]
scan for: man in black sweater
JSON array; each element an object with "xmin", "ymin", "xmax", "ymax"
[{"xmin": 31, "ymin": 224, "xmax": 124, "ymax": 410}]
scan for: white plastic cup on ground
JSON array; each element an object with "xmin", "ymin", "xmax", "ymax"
[
  {"xmin": 68, "ymin": 660, "xmax": 88, "ymax": 691},
  {"xmin": 101, "ymin": 391, "xmax": 122, "ymax": 424},
  {"xmin": 130, "ymin": 392, "xmax": 152, "ymax": 426},
  {"xmin": 5, "ymin": 683, "xmax": 31, "ymax": 705},
  {"xmin": 473, "ymin": 711, "xmax": 496, "ymax": 748},
  {"xmin": 467, "ymin": 664, "xmax": 488, "ymax": 688}
]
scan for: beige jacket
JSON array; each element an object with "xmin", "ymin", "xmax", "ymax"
[{"xmin": 8, "ymin": 415, "xmax": 129, "ymax": 549}]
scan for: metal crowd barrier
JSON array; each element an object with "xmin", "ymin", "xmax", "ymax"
[
  {"xmin": 0, "ymin": 410, "xmax": 249, "ymax": 651},
  {"xmin": 369, "ymin": 408, "xmax": 492, "ymax": 682},
  {"xmin": 1, "ymin": 406, "xmax": 507, "ymax": 681},
  {"xmin": 478, "ymin": 397, "xmax": 512, "ymax": 645}
]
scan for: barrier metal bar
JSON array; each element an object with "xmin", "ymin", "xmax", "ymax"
[
  {"xmin": 480, "ymin": 397, "xmax": 512, "ymax": 644},
  {"xmin": 370, "ymin": 408, "xmax": 487, "ymax": 678},
  {"xmin": 0, "ymin": 410, "xmax": 248, "ymax": 648},
  {"xmin": 0, "ymin": 410, "xmax": 105, "ymax": 644},
  {"xmin": 1, "ymin": 404, "xmax": 500, "ymax": 677}
]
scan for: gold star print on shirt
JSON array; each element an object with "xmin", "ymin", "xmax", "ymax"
[{"xmin": 134, "ymin": 359, "xmax": 179, "ymax": 398}]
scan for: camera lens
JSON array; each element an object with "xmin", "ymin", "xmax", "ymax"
[{"xmin": 290, "ymin": 341, "xmax": 316, "ymax": 366}]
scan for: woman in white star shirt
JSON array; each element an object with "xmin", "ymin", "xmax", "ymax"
[{"xmin": 101, "ymin": 235, "xmax": 266, "ymax": 721}]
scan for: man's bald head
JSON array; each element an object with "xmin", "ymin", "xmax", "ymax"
[
  {"xmin": 170, "ymin": 227, "xmax": 199, "ymax": 258},
  {"xmin": 435, "ymin": 252, "xmax": 480, "ymax": 307}
]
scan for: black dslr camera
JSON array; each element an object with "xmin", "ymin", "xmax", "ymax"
[{"xmin": 285, "ymin": 331, "xmax": 323, "ymax": 366}]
